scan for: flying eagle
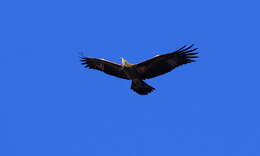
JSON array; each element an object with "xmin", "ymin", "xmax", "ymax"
[{"xmin": 81, "ymin": 45, "xmax": 198, "ymax": 95}]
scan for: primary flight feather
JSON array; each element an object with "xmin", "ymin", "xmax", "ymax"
[{"xmin": 81, "ymin": 45, "xmax": 198, "ymax": 95}]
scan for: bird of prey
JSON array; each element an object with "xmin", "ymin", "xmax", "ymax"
[{"xmin": 81, "ymin": 45, "xmax": 198, "ymax": 95}]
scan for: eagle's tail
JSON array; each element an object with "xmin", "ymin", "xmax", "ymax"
[{"xmin": 131, "ymin": 79, "xmax": 155, "ymax": 95}]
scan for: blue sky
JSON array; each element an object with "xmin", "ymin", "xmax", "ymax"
[{"xmin": 1, "ymin": 0, "xmax": 260, "ymax": 155}]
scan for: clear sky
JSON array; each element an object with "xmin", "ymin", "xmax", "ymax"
[{"xmin": 1, "ymin": 0, "xmax": 260, "ymax": 156}]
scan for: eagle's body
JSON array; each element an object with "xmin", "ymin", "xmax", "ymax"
[
  {"xmin": 120, "ymin": 60, "xmax": 155, "ymax": 94},
  {"xmin": 81, "ymin": 45, "xmax": 198, "ymax": 95},
  {"xmin": 121, "ymin": 61, "xmax": 137, "ymax": 79}
]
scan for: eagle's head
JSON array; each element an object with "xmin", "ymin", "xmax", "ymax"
[{"xmin": 121, "ymin": 57, "xmax": 128, "ymax": 67}]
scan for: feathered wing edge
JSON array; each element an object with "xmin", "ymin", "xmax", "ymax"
[
  {"xmin": 81, "ymin": 57, "xmax": 129, "ymax": 80},
  {"xmin": 135, "ymin": 45, "xmax": 199, "ymax": 79}
]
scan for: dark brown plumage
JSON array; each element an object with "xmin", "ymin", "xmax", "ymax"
[
  {"xmin": 81, "ymin": 58, "xmax": 129, "ymax": 80},
  {"xmin": 81, "ymin": 45, "xmax": 198, "ymax": 95}
]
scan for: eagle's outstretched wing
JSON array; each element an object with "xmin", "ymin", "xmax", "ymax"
[
  {"xmin": 81, "ymin": 57, "xmax": 129, "ymax": 80},
  {"xmin": 135, "ymin": 45, "xmax": 198, "ymax": 79}
]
